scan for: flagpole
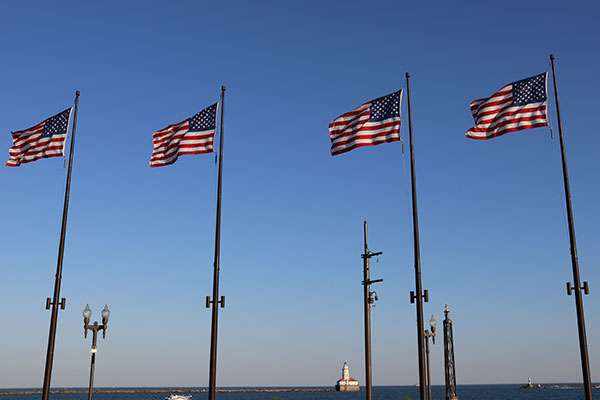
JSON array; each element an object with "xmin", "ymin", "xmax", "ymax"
[
  {"xmin": 405, "ymin": 73, "xmax": 427, "ymax": 400},
  {"xmin": 549, "ymin": 54, "xmax": 593, "ymax": 400},
  {"xmin": 207, "ymin": 85, "xmax": 226, "ymax": 400},
  {"xmin": 41, "ymin": 90, "xmax": 80, "ymax": 400}
]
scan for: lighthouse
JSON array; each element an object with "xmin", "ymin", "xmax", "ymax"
[{"xmin": 335, "ymin": 362, "xmax": 360, "ymax": 391}]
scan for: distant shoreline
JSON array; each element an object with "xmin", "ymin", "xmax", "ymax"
[
  {"xmin": 0, "ymin": 388, "xmax": 336, "ymax": 395},
  {"xmin": 2, "ymin": 383, "xmax": 599, "ymax": 395}
]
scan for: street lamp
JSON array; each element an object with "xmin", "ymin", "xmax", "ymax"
[
  {"xmin": 443, "ymin": 305, "xmax": 458, "ymax": 400},
  {"xmin": 82, "ymin": 304, "xmax": 110, "ymax": 400},
  {"xmin": 361, "ymin": 221, "xmax": 383, "ymax": 400},
  {"xmin": 424, "ymin": 315, "xmax": 436, "ymax": 400}
]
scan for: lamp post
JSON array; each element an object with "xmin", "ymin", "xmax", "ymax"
[
  {"xmin": 82, "ymin": 304, "xmax": 110, "ymax": 400},
  {"xmin": 424, "ymin": 315, "xmax": 436, "ymax": 400},
  {"xmin": 443, "ymin": 305, "xmax": 458, "ymax": 400},
  {"xmin": 361, "ymin": 221, "xmax": 383, "ymax": 400}
]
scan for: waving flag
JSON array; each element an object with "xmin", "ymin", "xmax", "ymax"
[
  {"xmin": 6, "ymin": 108, "xmax": 72, "ymax": 167},
  {"xmin": 150, "ymin": 102, "xmax": 218, "ymax": 167},
  {"xmin": 329, "ymin": 90, "xmax": 402, "ymax": 156},
  {"xmin": 466, "ymin": 73, "xmax": 548, "ymax": 140}
]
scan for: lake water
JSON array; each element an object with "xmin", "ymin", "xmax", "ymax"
[{"xmin": 2, "ymin": 385, "xmax": 599, "ymax": 400}]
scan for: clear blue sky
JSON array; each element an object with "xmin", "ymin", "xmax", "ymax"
[{"xmin": 1, "ymin": 0, "xmax": 599, "ymax": 389}]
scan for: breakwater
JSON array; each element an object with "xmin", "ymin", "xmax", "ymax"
[
  {"xmin": 521, "ymin": 384, "xmax": 600, "ymax": 390},
  {"xmin": 1, "ymin": 388, "xmax": 336, "ymax": 395}
]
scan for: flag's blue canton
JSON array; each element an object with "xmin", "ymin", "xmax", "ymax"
[
  {"xmin": 41, "ymin": 109, "xmax": 70, "ymax": 138},
  {"xmin": 189, "ymin": 103, "xmax": 217, "ymax": 132},
  {"xmin": 512, "ymin": 73, "xmax": 547, "ymax": 106},
  {"xmin": 370, "ymin": 91, "xmax": 401, "ymax": 122}
]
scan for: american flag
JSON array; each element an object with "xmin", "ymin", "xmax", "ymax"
[
  {"xmin": 150, "ymin": 102, "xmax": 218, "ymax": 167},
  {"xmin": 329, "ymin": 90, "xmax": 402, "ymax": 156},
  {"xmin": 6, "ymin": 108, "xmax": 73, "ymax": 167},
  {"xmin": 466, "ymin": 73, "xmax": 548, "ymax": 140}
]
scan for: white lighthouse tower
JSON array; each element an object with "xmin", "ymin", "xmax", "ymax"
[{"xmin": 335, "ymin": 362, "xmax": 360, "ymax": 391}]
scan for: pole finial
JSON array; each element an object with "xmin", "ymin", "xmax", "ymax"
[
  {"xmin": 221, "ymin": 85, "xmax": 226, "ymax": 91},
  {"xmin": 405, "ymin": 72, "xmax": 410, "ymax": 78},
  {"xmin": 550, "ymin": 54, "xmax": 555, "ymax": 61},
  {"xmin": 76, "ymin": 90, "xmax": 80, "ymax": 96}
]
